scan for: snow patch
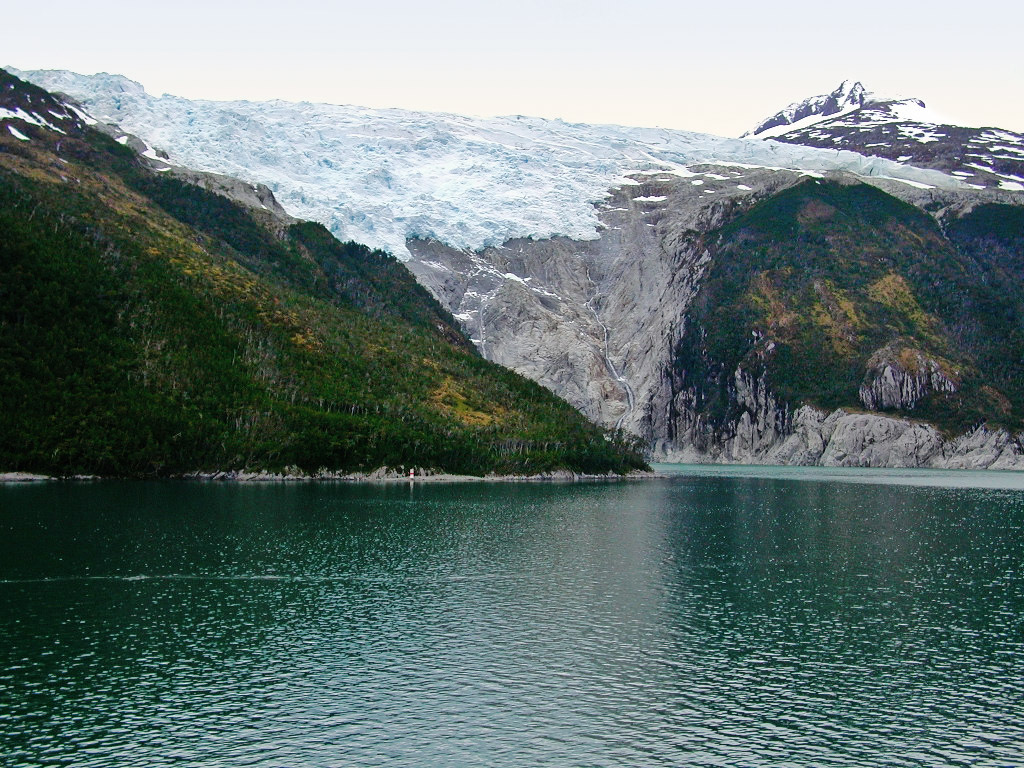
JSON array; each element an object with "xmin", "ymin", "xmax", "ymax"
[
  {"xmin": 898, "ymin": 125, "xmax": 945, "ymax": 144},
  {"xmin": 7, "ymin": 124, "xmax": 30, "ymax": 141},
  {"xmin": 888, "ymin": 100, "xmax": 960, "ymax": 126},
  {"xmin": 877, "ymin": 176, "xmax": 934, "ymax": 190},
  {"xmin": 65, "ymin": 104, "xmax": 97, "ymax": 125},
  {"xmin": 0, "ymin": 105, "xmax": 65, "ymax": 133},
  {"xmin": 0, "ymin": 106, "xmax": 43, "ymax": 126}
]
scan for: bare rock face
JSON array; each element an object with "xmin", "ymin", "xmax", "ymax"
[
  {"xmin": 407, "ymin": 165, "xmax": 769, "ymax": 433},
  {"xmin": 817, "ymin": 414, "xmax": 943, "ymax": 467},
  {"xmin": 170, "ymin": 168, "xmax": 296, "ymax": 226},
  {"xmin": 859, "ymin": 344, "xmax": 959, "ymax": 411},
  {"xmin": 402, "ymin": 165, "xmax": 1024, "ymax": 470},
  {"xmin": 804, "ymin": 411, "xmax": 1024, "ymax": 470},
  {"xmin": 939, "ymin": 425, "xmax": 1024, "ymax": 469},
  {"xmin": 659, "ymin": 399, "xmax": 1024, "ymax": 470}
]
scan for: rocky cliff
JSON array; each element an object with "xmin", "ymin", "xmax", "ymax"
[{"xmin": 405, "ymin": 166, "xmax": 1024, "ymax": 469}]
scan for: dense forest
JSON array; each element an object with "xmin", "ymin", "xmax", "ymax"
[{"xmin": 0, "ymin": 69, "xmax": 647, "ymax": 477}]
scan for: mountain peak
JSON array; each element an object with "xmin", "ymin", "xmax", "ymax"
[
  {"xmin": 740, "ymin": 77, "xmax": 1024, "ymax": 191},
  {"xmin": 743, "ymin": 80, "xmax": 870, "ymax": 138},
  {"xmin": 834, "ymin": 79, "xmax": 868, "ymax": 104}
]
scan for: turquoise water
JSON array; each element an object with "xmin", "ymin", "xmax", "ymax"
[{"xmin": 2, "ymin": 468, "xmax": 1023, "ymax": 766}]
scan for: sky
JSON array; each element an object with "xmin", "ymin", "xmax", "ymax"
[{"xmin": 4, "ymin": 0, "xmax": 1023, "ymax": 135}]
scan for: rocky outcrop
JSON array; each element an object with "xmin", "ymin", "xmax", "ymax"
[
  {"xmin": 171, "ymin": 169, "xmax": 296, "ymax": 226},
  {"xmin": 817, "ymin": 413, "xmax": 945, "ymax": 467},
  {"xmin": 939, "ymin": 425, "xmax": 1024, "ymax": 470},
  {"xmin": 858, "ymin": 345, "xmax": 959, "ymax": 411},
  {"xmin": 659, "ymin": 395, "xmax": 1024, "ymax": 470}
]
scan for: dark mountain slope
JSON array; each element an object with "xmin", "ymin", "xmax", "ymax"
[
  {"xmin": 671, "ymin": 178, "xmax": 1024, "ymax": 443},
  {"xmin": 0, "ymin": 70, "xmax": 646, "ymax": 477}
]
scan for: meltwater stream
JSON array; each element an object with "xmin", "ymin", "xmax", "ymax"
[{"xmin": 1, "ymin": 468, "xmax": 1022, "ymax": 766}]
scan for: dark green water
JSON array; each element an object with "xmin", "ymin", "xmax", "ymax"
[{"xmin": 2, "ymin": 467, "xmax": 1023, "ymax": 767}]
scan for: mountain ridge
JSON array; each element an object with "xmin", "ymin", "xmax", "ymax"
[
  {"xmin": 742, "ymin": 79, "xmax": 870, "ymax": 138},
  {"xmin": 745, "ymin": 80, "xmax": 1024, "ymax": 191}
]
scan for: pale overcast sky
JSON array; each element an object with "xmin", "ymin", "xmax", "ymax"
[{"xmin": 4, "ymin": 0, "xmax": 1022, "ymax": 135}]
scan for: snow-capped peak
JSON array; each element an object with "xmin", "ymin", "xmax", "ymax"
[
  {"xmin": 743, "ymin": 80, "xmax": 869, "ymax": 139},
  {"xmin": 833, "ymin": 79, "xmax": 868, "ymax": 106},
  {"xmin": 744, "ymin": 81, "xmax": 979, "ymax": 139},
  {"xmin": 739, "ymin": 77, "xmax": 1023, "ymax": 191}
]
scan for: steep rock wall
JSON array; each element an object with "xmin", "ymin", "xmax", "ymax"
[
  {"xmin": 406, "ymin": 165, "xmax": 771, "ymax": 432},
  {"xmin": 404, "ymin": 169, "xmax": 1024, "ymax": 469}
]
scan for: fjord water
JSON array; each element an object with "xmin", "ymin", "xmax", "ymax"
[{"xmin": 2, "ymin": 468, "xmax": 1022, "ymax": 767}]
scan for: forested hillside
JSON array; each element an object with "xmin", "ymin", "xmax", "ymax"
[
  {"xmin": 0, "ymin": 69, "xmax": 646, "ymax": 477},
  {"xmin": 673, "ymin": 178, "xmax": 1024, "ymax": 438}
]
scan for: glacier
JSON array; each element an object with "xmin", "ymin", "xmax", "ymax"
[{"xmin": 16, "ymin": 68, "xmax": 967, "ymax": 260}]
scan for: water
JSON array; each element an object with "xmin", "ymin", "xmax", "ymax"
[{"xmin": 1, "ymin": 467, "xmax": 1023, "ymax": 767}]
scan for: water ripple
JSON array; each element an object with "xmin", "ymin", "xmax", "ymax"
[{"xmin": 2, "ymin": 476, "xmax": 1023, "ymax": 766}]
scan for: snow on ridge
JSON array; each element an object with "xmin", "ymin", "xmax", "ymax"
[
  {"xmin": 754, "ymin": 105, "xmax": 859, "ymax": 139},
  {"xmin": 17, "ymin": 69, "xmax": 966, "ymax": 260},
  {"xmin": 0, "ymin": 105, "xmax": 67, "ymax": 133},
  {"xmin": 744, "ymin": 80, "xmax": 866, "ymax": 138},
  {"xmin": 887, "ymin": 99, "xmax": 973, "ymax": 128}
]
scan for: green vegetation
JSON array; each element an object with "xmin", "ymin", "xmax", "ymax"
[
  {"xmin": 0, "ymin": 70, "xmax": 647, "ymax": 477},
  {"xmin": 674, "ymin": 179, "xmax": 1024, "ymax": 435}
]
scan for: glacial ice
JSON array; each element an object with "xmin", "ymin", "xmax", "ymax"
[{"xmin": 17, "ymin": 69, "xmax": 967, "ymax": 260}]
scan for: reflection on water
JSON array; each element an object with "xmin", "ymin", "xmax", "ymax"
[{"xmin": 2, "ymin": 472, "xmax": 1023, "ymax": 766}]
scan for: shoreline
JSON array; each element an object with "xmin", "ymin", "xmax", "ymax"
[{"xmin": 1, "ymin": 469, "xmax": 659, "ymax": 484}]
